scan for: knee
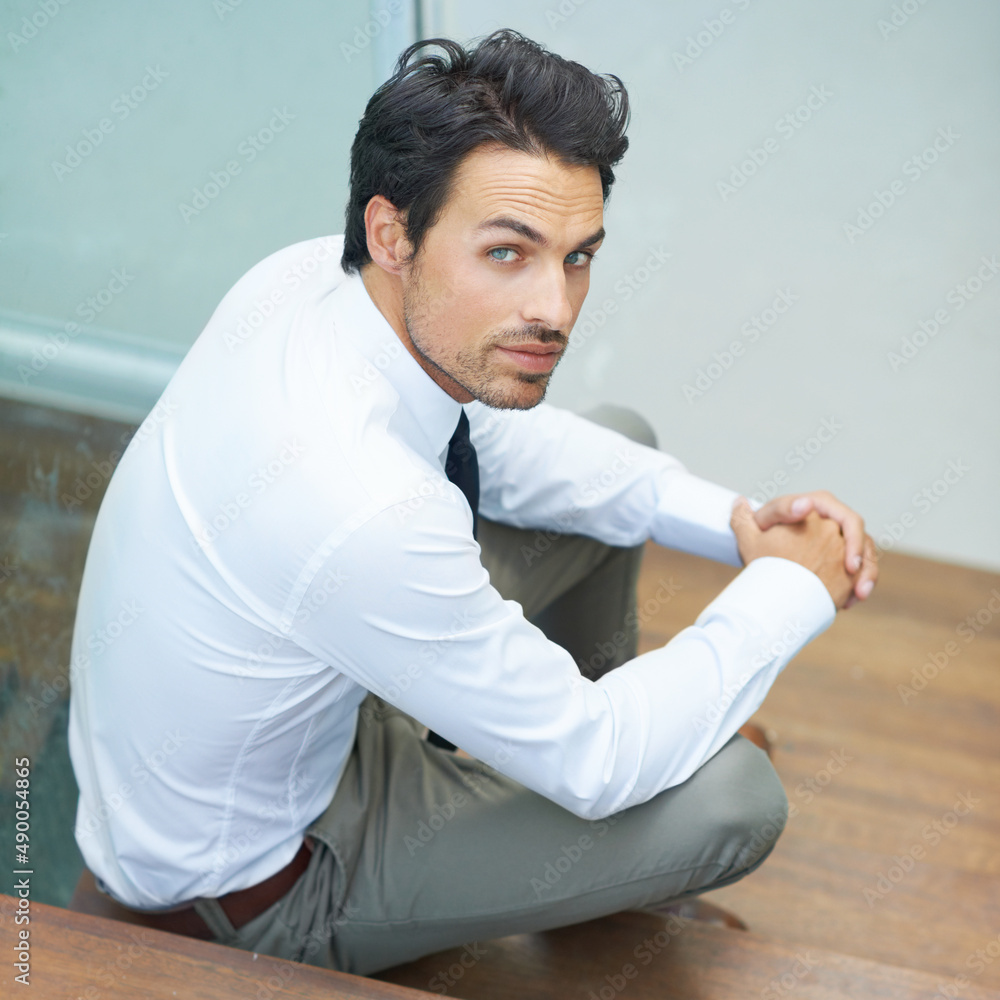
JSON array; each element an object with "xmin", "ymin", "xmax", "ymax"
[
  {"xmin": 737, "ymin": 785, "xmax": 788, "ymax": 872},
  {"xmin": 699, "ymin": 736, "xmax": 789, "ymax": 872},
  {"xmin": 581, "ymin": 404, "xmax": 658, "ymax": 450}
]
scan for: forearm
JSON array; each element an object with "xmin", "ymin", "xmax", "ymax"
[{"xmin": 469, "ymin": 400, "xmax": 744, "ymax": 563}]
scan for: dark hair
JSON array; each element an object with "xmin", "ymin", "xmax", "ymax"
[{"xmin": 341, "ymin": 29, "xmax": 630, "ymax": 273}]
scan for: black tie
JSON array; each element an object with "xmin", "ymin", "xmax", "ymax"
[
  {"xmin": 445, "ymin": 409, "xmax": 479, "ymax": 539},
  {"xmin": 427, "ymin": 410, "xmax": 480, "ymax": 752}
]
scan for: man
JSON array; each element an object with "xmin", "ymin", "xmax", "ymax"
[{"xmin": 68, "ymin": 30, "xmax": 877, "ymax": 975}]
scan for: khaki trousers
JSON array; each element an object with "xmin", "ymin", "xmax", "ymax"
[{"xmin": 193, "ymin": 407, "xmax": 788, "ymax": 976}]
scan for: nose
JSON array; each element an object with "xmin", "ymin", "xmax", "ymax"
[{"xmin": 522, "ymin": 260, "xmax": 575, "ymax": 333}]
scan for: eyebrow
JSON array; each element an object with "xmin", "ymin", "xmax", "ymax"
[{"xmin": 476, "ymin": 216, "xmax": 606, "ymax": 252}]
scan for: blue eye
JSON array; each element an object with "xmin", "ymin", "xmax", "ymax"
[
  {"xmin": 565, "ymin": 251, "xmax": 593, "ymax": 266},
  {"xmin": 489, "ymin": 248, "xmax": 517, "ymax": 262}
]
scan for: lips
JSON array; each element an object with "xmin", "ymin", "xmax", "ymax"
[{"xmin": 496, "ymin": 342, "xmax": 564, "ymax": 373}]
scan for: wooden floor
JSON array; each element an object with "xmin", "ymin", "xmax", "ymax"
[
  {"xmin": 378, "ymin": 910, "xmax": 1000, "ymax": 1000},
  {"xmin": 0, "ymin": 897, "xmax": 439, "ymax": 999},
  {"xmin": 10, "ymin": 896, "xmax": 1000, "ymax": 1000},
  {"xmin": 628, "ymin": 545, "xmax": 1000, "ymax": 989},
  {"xmin": 1, "ymin": 397, "xmax": 998, "ymax": 994}
]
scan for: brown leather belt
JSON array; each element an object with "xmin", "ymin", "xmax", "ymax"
[{"xmin": 124, "ymin": 839, "xmax": 314, "ymax": 940}]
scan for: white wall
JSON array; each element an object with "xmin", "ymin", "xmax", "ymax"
[
  {"xmin": 427, "ymin": 0, "xmax": 1000, "ymax": 572},
  {"xmin": 1, "ymin": 0, "xmax": 997, "ymax": 570}
]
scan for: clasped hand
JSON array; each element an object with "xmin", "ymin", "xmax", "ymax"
[{"xmin": 731, "ymin": 491, "xmax": 878, "ymax": 610}]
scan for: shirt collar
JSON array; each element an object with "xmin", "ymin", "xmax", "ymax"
[{"xmin": 334, "ymin": 269, "xmax": 463, "ymax": 464}]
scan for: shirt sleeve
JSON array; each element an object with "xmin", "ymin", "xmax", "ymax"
[
  {"xmin": 467, "ymin": 400, "xmax": 745, "ymax": 566},
  {"xmin": 287, "ymin": 492, "xmax": 836, "ymax": 821}
]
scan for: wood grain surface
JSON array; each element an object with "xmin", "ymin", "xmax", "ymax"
[{"xmin": 0, "ymin": 896, "xmax": 440, "ymax": 999}]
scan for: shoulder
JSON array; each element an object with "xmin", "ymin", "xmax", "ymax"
[{"xmin": 234, "ymin": 235, "xmax": 346, "ymax": 294}]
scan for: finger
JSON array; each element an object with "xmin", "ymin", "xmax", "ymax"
[
  {"xmin": 753, "ymin": 493, "xmax": 814, "ymax": 530},
  {"xmin": 853, "ymin": 535, "xmax": 879, "ymax": 600},
  {"xmin": 730, "ymin": 496, "xmax": 758, "ymax": 533},
  {"xmin": 730, "ymin": 496, "xmax": 763, "ymax": 559},
  {"xmin": 805, "ymin": 491, "xmax": 867, "ymax": 574}
]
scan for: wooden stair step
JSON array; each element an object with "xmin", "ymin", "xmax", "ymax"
[
  {"xmin": 376, "ymin": 910, "xmax": 1000, "ymax": 1000},
  {"xmin": 0, "ymin": 896, "xmax": 438, "ymax": 999}
]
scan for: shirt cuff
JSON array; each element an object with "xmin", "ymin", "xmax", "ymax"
[
  {"xmin": 698, "ymin": 555, "xmax": 837, "ymax": 647},
  {"xmin": 650, "ymin": 469, "xmax": 745, "ymax": 566}
]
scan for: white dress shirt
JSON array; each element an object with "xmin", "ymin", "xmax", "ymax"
[{"xmin": 68, "ymin": 234, "xmax": 835, "ymax": 910}]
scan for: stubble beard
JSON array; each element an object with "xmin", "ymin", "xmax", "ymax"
[{"xmin": 401, "ymin": 273, "xmax": 564, "ymax": 411}]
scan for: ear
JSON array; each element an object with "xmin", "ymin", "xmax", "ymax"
[{"xmin": 364, "ymin": 195, "xmax": 411, "ymax": 275}]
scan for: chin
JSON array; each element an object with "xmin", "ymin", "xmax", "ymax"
[{"xmin": 474, "ymin": 374, "xmax": 550, "ymax": 411}]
